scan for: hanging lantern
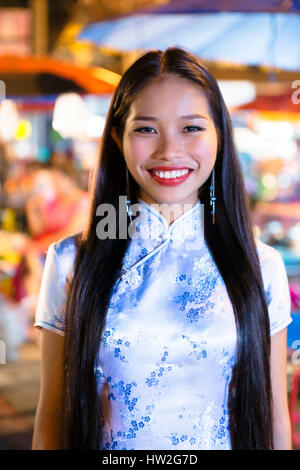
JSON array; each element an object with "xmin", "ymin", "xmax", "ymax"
[{"xmin": 52, "ymin": 92, "xmax": 92, "ymax": 139}]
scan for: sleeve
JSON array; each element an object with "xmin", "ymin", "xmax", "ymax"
[
  {"xmin": 34, "ymin": 242, "xmax": 66, "ymax": 336},
  {"xmin": 266, "ymin": 249, "xmax": 292, "ymax": 336}
]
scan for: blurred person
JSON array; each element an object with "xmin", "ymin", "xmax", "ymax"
[
  {"xmin": 32, "ymin": 48, "xmax": 292, "ymax": 450},
  {"xmin": 22, "ymin": 160, "xmax": 90, "ymax": 340},
  {"xmin": 25, "ymin": 160, "xmax": 89, "ymax": 250}
]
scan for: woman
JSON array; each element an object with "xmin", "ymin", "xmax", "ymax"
[{"xmin": 32, "ymin": 47, "xmax": 292, "ymax": 450}]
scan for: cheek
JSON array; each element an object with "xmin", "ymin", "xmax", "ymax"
[
  {"xmin": 187, "ymin": 136, "xmax": 217, "ymax": 165},
  {"xmin": 123, "ymin": 136, "xmax": 151, "ymax": 165}
]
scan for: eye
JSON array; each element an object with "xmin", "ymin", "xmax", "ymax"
[
  {"xmin": 183, "ymin": 126, "xmax": 205, "ymax": 133},
  {"xmin": 134, "ymin": 127, "xmax": 156, "ymax": 134}
]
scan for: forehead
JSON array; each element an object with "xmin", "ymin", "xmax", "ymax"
[{"xmin": 127, "ymin": 74, "xmax": 212, "ymax": 119}]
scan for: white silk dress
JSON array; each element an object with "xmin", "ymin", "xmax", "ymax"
[{"xmin": 34, "ymin": 198, "xmax": 292, "ymax": 450}]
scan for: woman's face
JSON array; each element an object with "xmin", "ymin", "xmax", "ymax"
[{"xmin": 113, "ymin": 74, "xmax": 218, "ymax": 208}]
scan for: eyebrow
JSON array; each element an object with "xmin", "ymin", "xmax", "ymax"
[{"xmin": 132, "ymin": 114, "xmax": 209, "ymax": 121}]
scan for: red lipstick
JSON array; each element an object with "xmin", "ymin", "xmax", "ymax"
[{"xmin": 147, "ymin": 167, "xmax": 193, "ymax": 186}]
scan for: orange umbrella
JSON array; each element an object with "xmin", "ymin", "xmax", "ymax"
[{"xmin": 0, "ymin": 54, "xmax": 120, "ymax": 96}]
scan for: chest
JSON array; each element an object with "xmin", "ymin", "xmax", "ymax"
[{"xmin": 98, "ymin": 243, "xmax": 237, "ymax": 382}]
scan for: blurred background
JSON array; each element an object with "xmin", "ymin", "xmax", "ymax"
[{"xmin": 0, "ymin": 0, "xmax": 300, "ymax": 450}]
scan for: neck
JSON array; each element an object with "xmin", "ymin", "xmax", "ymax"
[{"xmin": 137, "ymin": 195, "xmax": 199, "ymax": 227}]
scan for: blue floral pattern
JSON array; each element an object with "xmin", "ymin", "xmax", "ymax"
[{"xmin": 35, "ymin": 198, "xmax": 292, "ymax": 449}]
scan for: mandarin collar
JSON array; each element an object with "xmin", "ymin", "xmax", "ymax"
[
  {"xmin": 119, "ymin": 198, "xmax": 205, "ymax": 278},
  {"xmin": 128, "ymin": 198, "xmax": 204, "ymax": 245}
]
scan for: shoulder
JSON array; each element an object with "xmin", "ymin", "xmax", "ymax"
[
  {"xmin": 47, "ymin": 232, "xmax": 80, "ymax": 287},
  {"xmin": 255, "ymin": 237, "xmax": 285, "ymax": 276},
  {"xmin": 254, "ymin": 237, "xmax": 288, "ymax": 300},
  {"xmin": 254, "ymin": 238, "xmax": 292, "ymax": 335},
  {"xmin": 34, "ymin": 234, "xmax": 81, "ymax": 336},
  {"xmin": 51, "ymin": 232, "xmax": 79, "ymax": 258}
]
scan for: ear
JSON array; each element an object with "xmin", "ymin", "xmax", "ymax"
[{"xmin": 111, "ymin": 127, "xmax": 123, "ymax": 152}]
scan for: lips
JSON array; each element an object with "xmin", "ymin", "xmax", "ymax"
[{"xmin": 147, "ymin": 167, "xmax": 193, "ymax": 186}]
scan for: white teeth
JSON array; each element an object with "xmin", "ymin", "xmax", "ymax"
[{"xmin": 152, "ymin": 169, "xmax": 190, "ymax": 179}]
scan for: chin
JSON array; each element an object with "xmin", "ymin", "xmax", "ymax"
[{"xmin": 154, "ymin": 195, "xmax": 194, "ymax": 206}]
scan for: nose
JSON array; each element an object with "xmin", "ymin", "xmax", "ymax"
[{"xmin": 155, "ymin": 132, "xmax": 184, "ymax": 161}]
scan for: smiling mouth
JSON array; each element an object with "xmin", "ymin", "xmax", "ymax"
[
  {"xmin": 148, "ymin": 168, "xmax": 192, "ymax": 179},
  {"xmin": 147, "ymin": 168, "xmax": 193, "ymax": 186}
]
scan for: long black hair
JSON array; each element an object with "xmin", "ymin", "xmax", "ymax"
[{"xmin": 62, "ymin": 47, "xmax": 273, "ymax": 450}]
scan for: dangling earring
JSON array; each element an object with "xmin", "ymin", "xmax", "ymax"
[
  {"xmin": 126, "ymin": 167, "xmax": 133, "ymax": 223},
  {"xmin": 209, "ymin": 167, "xmax": 216, "ymax": 225}
]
